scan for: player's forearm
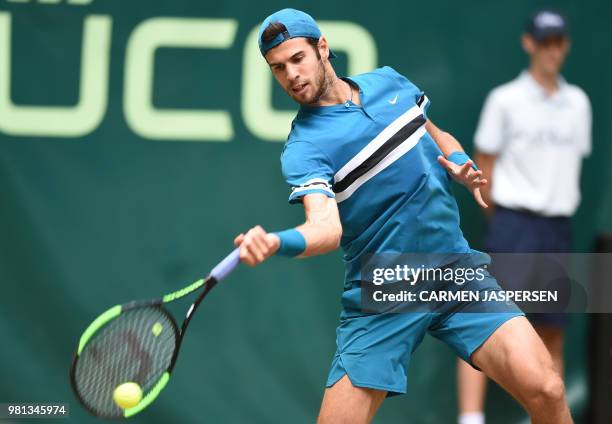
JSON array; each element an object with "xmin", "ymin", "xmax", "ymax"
[
  {"xmin": 425, "ymin": 120, "xmax": 464, "ymax": 157},
  {"xmin": 295, "ymin": 219, "xmax": 342, "ymax": 257},
  {"xmin": 236, "ymin": 195, "xmax": 341, "ymax": 264},
  {"xmin": 288, "ymin": 193, "xmax": 342, "ymax": 257}
]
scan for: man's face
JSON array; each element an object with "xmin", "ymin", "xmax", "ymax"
[
  {"xmin": 265, "ymin": 37, "xmax": 328, "ymax": 105},
  {"xmin": 523, "ymin": 34, "xmax": 570, "ymax": 76}
]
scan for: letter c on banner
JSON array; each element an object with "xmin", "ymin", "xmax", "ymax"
[{"xmin": 124, "ymin": 18, "xmax": 237, "ymax": 141}]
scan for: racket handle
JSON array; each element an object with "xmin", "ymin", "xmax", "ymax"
[{"xmin": 210, "ymin": 248, "xmax": 240, "ymax": 281}]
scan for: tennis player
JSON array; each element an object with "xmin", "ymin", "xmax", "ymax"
[{"xmin": 234, "ymin": 8, "xmax": 573, "ymax": 424}]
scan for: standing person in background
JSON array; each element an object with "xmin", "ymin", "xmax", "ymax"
[{"xmin": 456, "ymin": 9, "xmax": 592, "ymax": 424}]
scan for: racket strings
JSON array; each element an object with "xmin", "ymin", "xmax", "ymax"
[{"xmin": 73, "ymin": 306, "xmax": 177, "ymax": 418}]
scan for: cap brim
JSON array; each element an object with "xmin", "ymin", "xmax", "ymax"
[{"xmin": 532, "ymin": 28, "xmax": 568, "ymax": 42}]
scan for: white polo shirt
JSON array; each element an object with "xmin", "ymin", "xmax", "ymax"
[{"xmin": 474, "ymin": 70, "xmax": 592, "ymax": 217}]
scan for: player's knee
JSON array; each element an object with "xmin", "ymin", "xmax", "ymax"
[{"xmin": 526, "ymin": 372, "xmax": 566, "ymax": 409}]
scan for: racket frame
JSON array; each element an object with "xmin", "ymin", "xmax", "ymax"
[{"xmin": 71, "ymin": 269, "xmax": 223, "ymax": 418}]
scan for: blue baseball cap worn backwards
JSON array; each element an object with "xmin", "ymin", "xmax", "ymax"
[{"xmin": 258, "ymin": 8, "xmax": 336, "ymax": 58}]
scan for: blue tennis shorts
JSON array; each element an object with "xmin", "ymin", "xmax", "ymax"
[{"xmin": 326, "ymin": 253, "xmax": 524, "ymax": 396}]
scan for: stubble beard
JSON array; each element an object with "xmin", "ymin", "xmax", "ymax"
[
  {"xmin": 289, "ymin": 58, "xmax": 332, "ymax": 106},
  {"xmin": 307, "ymin": 59, "xmax": 333, "ymax": 105}
]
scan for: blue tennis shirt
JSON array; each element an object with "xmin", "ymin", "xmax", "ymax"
[{"xmin": 281, "ymin": 66, "xmax": 471, "ymax": 285}]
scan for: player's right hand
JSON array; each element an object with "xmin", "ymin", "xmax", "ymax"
[{"xmin": 234, "ymin": 225, "xmax": 280, "ymax": 266}]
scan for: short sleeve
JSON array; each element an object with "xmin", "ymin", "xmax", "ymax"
[
  {"xmin": 577, "ymin": 90, "xmax": 592, "ymax": 156},
  {"xmin": 281, "ymin": 141, "xmax": 336, "ymax": 204},
  {"xmin": 474, "ymin": 90, "xmax": 507, "ymax": 154},
  {"xmin": 382, "ymin": 66, "xmax": 431, "ymax": 118}
]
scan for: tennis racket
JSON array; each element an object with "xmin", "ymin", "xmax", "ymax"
[{"xmin": 70, "ymin": 248, "xmax": 240, "ymax": 419}]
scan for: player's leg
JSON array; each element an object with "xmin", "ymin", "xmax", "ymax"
[
  {"xmin": 323, "ymin": 286, "xmax": 432, "ymax": 423},
  {"xmin": 464, "ymin": 207, "xmax": 532, "ymax": 424},
  {"xmin": 457, "ymin": 359, "xmax": 487, "ymax": 424},
  {"xmin": 432, "ymin": 252, "xmax": 570, "ymax": 424},
  {"xmin": 472, "ymin": 316, "xmax": 572, "ymax": 424},
  {"xmin": 317, "ymin": 375, "xmax": 386, "ymax": 424}
]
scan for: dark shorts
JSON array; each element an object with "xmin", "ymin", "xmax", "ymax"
[{"xmin": 485, "ymin": 205, "xmax": 571, "ymax": 327}]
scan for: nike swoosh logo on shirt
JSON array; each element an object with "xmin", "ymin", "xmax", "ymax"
[{"xmin": 388, "ymin": 94, "xmax": 399, "ymax": 105}]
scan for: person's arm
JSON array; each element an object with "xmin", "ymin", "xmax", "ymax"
[
  {"xmin": 425, "ymin": 119, "xmax": 488, "ymax": 208},
  {"xmin": 233, "ymin": 193, "xmax": 342, "ymax": 266},
  {"xmin": 425, "ymin": 119, "xmax": 464, "ymax": 157},
  {"xmin": 294, "ymin": 193, "xmax": 342, "ymax": 255},
  {"xmin": 473, "ymin": 151, "xmax": 497, "ymax": 216}
]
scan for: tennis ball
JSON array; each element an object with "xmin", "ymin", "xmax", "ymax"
[
  {"xmin": 113, "ymin": 382, "xmax": 143, "ymax": 409},
  {"xmin": 152, "ymin": 322, "xmax": 163, "ymax": 337}
]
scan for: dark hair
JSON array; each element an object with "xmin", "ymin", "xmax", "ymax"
[
  {"xmin": 261, "ymin": 22, "xmax": 287, "ymax": 43},
  {"xmin": 261, "ymin": 22, "xmax": 321, "ymax": 59}
]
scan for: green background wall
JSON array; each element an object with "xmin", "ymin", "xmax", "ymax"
[{"xmin": 1, "ymin": 0, "xmax": 610, "ymax": 422}]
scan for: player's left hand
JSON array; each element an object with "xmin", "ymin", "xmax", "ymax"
[{"xmin": 437, "ymin": 155, "xmax": 488, "ymax": 208}]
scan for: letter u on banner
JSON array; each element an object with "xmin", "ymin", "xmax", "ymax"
[
  {"xmin": 124, "ymin": 18, "xmax": 237, "ymax": 142},
  {"xmin": 0, "ymin": 13, "xmax": 112, "ymax": 137}
]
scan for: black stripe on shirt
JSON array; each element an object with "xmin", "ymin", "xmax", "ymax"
[
  {"xmin": 417, "ymin": 94, "xmax": 425, "ymax": 107},
  {"xmin": 332, "ymin": 114, "xmax": 426, "ymax": 194}
]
